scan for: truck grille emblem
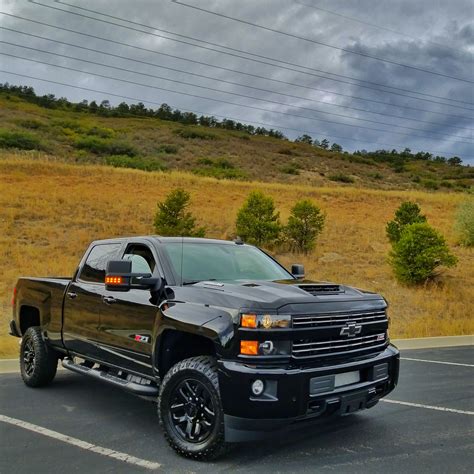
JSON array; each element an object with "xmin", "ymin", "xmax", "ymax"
[{"xmin": 340, "ymin": 321, "xmax": 362, "ymax": 338}]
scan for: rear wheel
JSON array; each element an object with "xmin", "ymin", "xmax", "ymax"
[
  {"xmin": 158, "ymin": 356, "xmax": 227, "ymax": 460},
  {"xmin": 20, "ymin": 326, "xmax": 58, "ymax": 387}
]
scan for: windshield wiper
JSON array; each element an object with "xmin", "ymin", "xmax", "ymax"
[{"xmin": 182, "ymin": 279, "xmax": 216, "ymax": 286}]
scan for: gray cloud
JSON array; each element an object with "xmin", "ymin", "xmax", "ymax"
[{"xmin": 1, "ymin": 0, "xmax": 472, "ymax": 161}]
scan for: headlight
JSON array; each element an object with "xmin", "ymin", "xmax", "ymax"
[
  {"xmin": 240, "ymin": 313, "xmax": 291, "ymax": 329},
  {"xmin": 240, "ymin": 339, "xmax": 291, "ymax": 356}
]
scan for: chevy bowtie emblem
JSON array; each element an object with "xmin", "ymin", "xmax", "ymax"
[{"xmin": 340, "ymin": 321, "xmax": 362, "ymax": 337}]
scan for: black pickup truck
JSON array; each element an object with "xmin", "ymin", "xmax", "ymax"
[{"xmin": 10, "ymin": 236, "xmax": 399, "ymax": 459}]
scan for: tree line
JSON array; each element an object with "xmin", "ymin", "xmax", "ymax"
[{"xmin": 1, "ymin": 83, "xmax": 464, "ymax": 166}]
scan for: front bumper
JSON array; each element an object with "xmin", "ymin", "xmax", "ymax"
[{"xmin": 218, "ymin": 344, "xmax": 399, "ymax": 442}]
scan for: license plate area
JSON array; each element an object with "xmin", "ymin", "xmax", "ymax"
[
  {"xmin": 335, "ymin": 370, "xmax": 360, "ymax": 387},
  {"xmin": 310, "ymin": 370, "xmax": 360, "ymax": 395}
]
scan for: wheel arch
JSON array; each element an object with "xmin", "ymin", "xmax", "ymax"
[
  {"xmin": 19, "ymin": 305, "xmax": 41, "ymax": 335},
  {"xmin": 155, "ymin": 329, "xmax": 218, "ymax": 379}
]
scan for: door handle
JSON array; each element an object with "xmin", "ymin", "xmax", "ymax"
[
  {"xmin": 67, "ymin": 292, "xmax": 77, "ymax": 299},
  {"xmin": 102, "ymin": 296, "xmax": 117, "ymax": 305}
]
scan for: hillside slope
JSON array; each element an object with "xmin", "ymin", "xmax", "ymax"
[
  {"xmin": 1, "ymin": 91, "xmax": 473, "ymax": 191},
  {"xmin": 0, "ymin": 157, "xmax": 472, "ymax": 357}
]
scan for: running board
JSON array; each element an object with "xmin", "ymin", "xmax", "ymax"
[{"xmin": 62, "ymin": 359, "xmax": 159, "ymax": 398}]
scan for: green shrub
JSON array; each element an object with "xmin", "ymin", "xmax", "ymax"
[
  {"xmin": 14, "ymin": 119, "xmax": 46, "ymax": 130},
  {"xmin": 389, "ymin": 223, "xmax": 457, "ymax": 284},
  {"xmin": 154, "ymin": 188, "xmax": 205, "ymax": 237},
  {"xmin": 386, "ymin": 201, "xmax": 426, "ymax": 244},
  {"xmin": 236, "ymin": 191, "xmax": 281, "ymax": 246},
  {"xmin": 368, "ymin": 172, "xmax": 383, "ymax": 180},
  {"xmin": 284, "ymin": 200, "xmax": 325, "ymax": 253},
  {"xmin": 86, "ymin": 126, "xmax": 115, "ymax": 138},
  {"xmin": 74, "ymin": 136, "xmax": 137, "ymax": 156},
  {"xmin": 454, "ymin": 200, "xmax": 474, "ymax": 246},
  {"xmin": 176, "ymin": 128, "xmax": 217, "ymax": 140},
  {"xmin": 157, "ymin": 144, "xmax": 178, "ymax": 154},
  {"xmin": 0, "ymin": 129, "xmax": 43, "ymax": 150},
  {"xmin": 278, "ymin": 148, "xmax": 299, "ymax": 156},
  {"xmin": 197, "ymin": 157, "xmax": 214, "ymax": 166},
  {"xmin": 423, "ymin": 179, "xmax": 439, "ymax": 190},
  {"xmin": 328, "ymin": 173, "xmax": 354, "ymax": 183},
  {"xmin": 192, "ymin": 167, "xmax": 246, "ymax": 180},
  {"xmin": 105, "ymin": 155, "xmax": 166, "ymax": 172},
  {"xmin": 279, "ymin": 163, "xmax": 300, "ymax": 175},
  {"xmin": 193, "ymin": 157, "xmax": 246, "ymax": 180}
]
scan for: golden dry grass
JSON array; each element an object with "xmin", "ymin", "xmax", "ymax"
[{"xmin": 0, "ymin": 156, "xmax": 472, "ymax": 358}]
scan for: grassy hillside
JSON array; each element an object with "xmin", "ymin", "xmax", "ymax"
[
  {"xmin": 0, "ymin": 157, "xmax": 472, "ymax": 357},
  {"xmin": 1, "ymin": 91, "xmax": 473, "ymax": 191}
]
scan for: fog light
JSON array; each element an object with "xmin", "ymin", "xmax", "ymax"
[{"xmin": 251, "ymin": 379, "xmax": 265, "ymax": 396}]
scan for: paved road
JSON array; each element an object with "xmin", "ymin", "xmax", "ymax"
[{"xmin": 1, "ymin": 346, "xmax": 473, "ymax": 473}]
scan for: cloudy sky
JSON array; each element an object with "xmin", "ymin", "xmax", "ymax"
[{"xmin": 1, "ymin": 0, "xmax": 473, "ymax": 161}]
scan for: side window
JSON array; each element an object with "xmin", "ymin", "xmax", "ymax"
[
  {"xmin": 123, "ymin": 244, "xmax": 156, "ymax": 275},
  {"xmin": 79, "ymin": 243, "xmax": 122, "ymax": 284}
]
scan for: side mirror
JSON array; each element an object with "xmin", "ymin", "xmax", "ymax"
[
  {"xmin": 291, "ymin": 264, "xmax": 305, "ymax": 279},
  {"xmin": 105, "ymin": 260, "xmax": 132, "ymax": 291},
  {"xmin": 105, "ymin": 260, "xmax": 162, "ymax": 292}
]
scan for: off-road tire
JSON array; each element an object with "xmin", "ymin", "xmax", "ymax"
[
  {"xmin": 158, "ymin": 356, "xmax": 228, "ymax": 460},
  {"xmin": 20, "ymin": 326, "xmax": 58, "ymax": 387}
]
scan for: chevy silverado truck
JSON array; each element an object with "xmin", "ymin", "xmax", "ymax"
[{"xmin": 10, "ymin": 236, "xmax": 399, "ymax": 459}]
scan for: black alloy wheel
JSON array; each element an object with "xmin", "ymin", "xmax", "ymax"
[
  {"xmin": 158, "ymin": 356, "xmax": 227, "ymax": 460},
  {"xmin": 168, "ymin": 378, "xmax": 216, "ymax": 444},
  {"xmin": 22, "ymin": 338, "xmax": 36, "ymax": 376},
  {"xmin": 20, "ymin": 326, "xmax": 58, "ymax": 387}
]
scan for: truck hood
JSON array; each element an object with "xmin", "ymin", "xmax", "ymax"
[{"xmin": 173, "ymin": 279, "xmax": 386, "ymax": 314}]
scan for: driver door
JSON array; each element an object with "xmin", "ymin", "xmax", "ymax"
[{"xmin": 97, "ymin": 243, "xmax": 162, "ymax": 375}]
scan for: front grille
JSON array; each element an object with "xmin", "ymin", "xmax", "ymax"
[
  {"xmin": 293, "ymin": 310, "xmax": 387, "ymax": 329},
  {"xmin": 292, "ymin": 333, "xmax": 387, "ymax": 359}
]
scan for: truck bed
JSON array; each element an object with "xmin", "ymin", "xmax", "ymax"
[{"xmin": 14, "ymin": 277, "xmax": 71, "ymax": 348}]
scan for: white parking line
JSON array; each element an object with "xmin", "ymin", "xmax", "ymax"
[
  {"xmin": 0, "ymin": 414, "xmax": 161, "ymax": 470},
  {"xmin": 381, "ymin": 399, "xmax": 474, "ymax": 415},
  {"xmin": 401, "ymin": 357, "xmax": 474, "ymax": 367}
]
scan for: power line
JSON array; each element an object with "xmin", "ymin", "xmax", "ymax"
[
  {"xmin": 3, "ymin": 45, "xmax": 471, "ymax": 143},
  {"xmin": 171, "ymin": 0, "xmax": 473, "ymax": 84},
  {"xmin": 1, "ymin": 14, "xmax": 471, "ymax": 121},
  {"xmin": 30, "ymin": 1, "xmax": 473, "ymax": 108},
  {"xmin": 2, "ymin": 30, "xmax": 471, "ymax": 133},
  {"xmin": 293, "ymin": 1, "xmax": 464, "ymax": 54},
  {"xmin": 0, "ymin": 68, "xmax": 468, "ymax": 158}
]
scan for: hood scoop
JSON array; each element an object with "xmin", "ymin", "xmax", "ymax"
[{"xmin": 299, "ymin": 284, "xmax": 344, "ymax": 295}]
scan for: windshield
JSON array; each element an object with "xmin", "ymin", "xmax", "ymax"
[{"xmin": 163, "ymin": 242, "xmax": 293, "ymax": 284}]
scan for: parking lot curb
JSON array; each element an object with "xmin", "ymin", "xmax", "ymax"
[{"xmin": 392, "ymin": 335, "xmax": 473, "ymax": 350}]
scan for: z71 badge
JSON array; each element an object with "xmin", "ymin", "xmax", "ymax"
[{"xmin": 131, "ymin": 334, "xmax": 151, "ymax": 343}]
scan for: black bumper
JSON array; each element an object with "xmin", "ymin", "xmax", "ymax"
[{"xmin": 218, "ymin": 345, "xmax": 399, "ymax": 442}]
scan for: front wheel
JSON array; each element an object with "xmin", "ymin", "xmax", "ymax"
[
  {"xmin": 158, "ymin": 356, "xmax": 227, "ymax": 460},
  {"xmin": 20, "ymin": 326, "xmax": 58, "ymax": 387}
]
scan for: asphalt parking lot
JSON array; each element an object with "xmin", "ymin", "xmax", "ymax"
[{"xmin": 1, "ymin": 346, "xmax": 473, "ymax": 473}]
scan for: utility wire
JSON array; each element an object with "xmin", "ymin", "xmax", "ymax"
[
  {"xmin": 171, "ymin": 0, "xmax": 473, "ymax": 84},
  {"xmin": 30, "ymin": 1, "xmax": 473, "ymax": 108},
  {"xmin": 2, "ymin": 44, "xmax": 471, "ymax": 142},
  {"xmin": 2, "ymin": 51, "xmax": 472, "ymax": 146},
  {"xmin": 0, "ymin": 68, "xmax": 468, "ymax": 158},
  {"xmin": 293, "ymin": 1, "xmax": 464, "ymax": 54},
  {"xmin": 2, "ymin": 30, "xmax": 471, "ymax": 133},
  {"xmin": 1, "ymin": 13, "xmax": 471, "ymax": 121}
]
